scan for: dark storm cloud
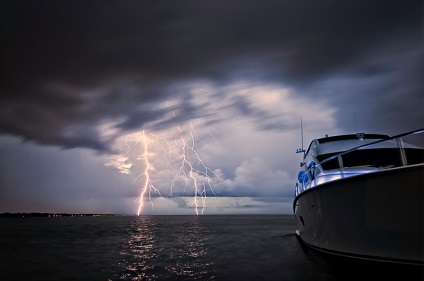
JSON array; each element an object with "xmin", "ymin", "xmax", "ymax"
[{"xmin": 0, "ymin": 0, "xmax": 422, "ymax": 150}]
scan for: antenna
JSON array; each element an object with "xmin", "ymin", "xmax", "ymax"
[
  {"xmin": 301, "ymin": 116, "xmax": 304, "ymax": 151},
  {"xmin": 353, "ymin": 112, "xmax": 364, "ymax": 140},
  {"xmin": 296, "ymin": 116, "xmax": 306, "ymax": 156}
]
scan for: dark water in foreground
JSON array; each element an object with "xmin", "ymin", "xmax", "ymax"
[{"xmin": 0, "ymin": 215, "xmax": 422, "ymax": 281}]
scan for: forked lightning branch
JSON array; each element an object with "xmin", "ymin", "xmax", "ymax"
[{"xmin": 114, "ymin": 123, "xmax": 222, "ymax": 215}]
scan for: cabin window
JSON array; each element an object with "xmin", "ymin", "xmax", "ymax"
[
  {"xmin": 316, "ymin": 148, "xmax": 424, "ymax": 170},
  {"xmin": 304, "ymin": 140, "xmax": 317, "ymax": 159}
]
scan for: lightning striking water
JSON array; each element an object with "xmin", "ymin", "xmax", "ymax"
[
  {"xmin": 111, "ymin": 123, "xmax": 222, "ymax": 216},
  {"xmin": 172, "ymin": 124, "xmax": 220, "ymax": 215},
  {"xmin": 135, "ymin": 130, "xmax": 161, "ymax": 216}
]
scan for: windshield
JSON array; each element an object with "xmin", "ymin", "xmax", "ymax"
[{"xmin": 316, "ymin": 148, "xmax": 424, "ymax": 170}]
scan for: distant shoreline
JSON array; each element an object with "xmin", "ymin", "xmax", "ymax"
[
  {"xmin": 0, "ymin": 213, "xmax": 290, "ymax": 217},
  {"xmin": 0, "ymin": 213, "xmax": 120, "ymax": 217}
]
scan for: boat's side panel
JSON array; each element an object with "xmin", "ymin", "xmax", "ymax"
[{"xmin": 293, "ymin": 164, "xmax": 424, "ymax": 264}]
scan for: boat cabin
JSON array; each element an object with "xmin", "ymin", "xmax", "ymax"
[{"xmin": 296, "ymin": 132, "xmax": 424, "ymax": 195}]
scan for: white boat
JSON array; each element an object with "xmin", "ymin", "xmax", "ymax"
[{"xmin": 293, "ymin": 129, "xmax": 424, "ymax": 265}]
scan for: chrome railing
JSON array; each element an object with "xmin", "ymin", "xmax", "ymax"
[{"xmin": 294, "ymin": 128, "xmax": 424, "ymax": 197}]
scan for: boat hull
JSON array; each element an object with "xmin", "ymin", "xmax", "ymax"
[{"xmin": 293, "ymin": 163, "xmax": 424, "ymax": 264}]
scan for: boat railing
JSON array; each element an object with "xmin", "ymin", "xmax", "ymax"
[{"xmin": 294, "ymin": 128, "xmax": 424, "ymax": 197}]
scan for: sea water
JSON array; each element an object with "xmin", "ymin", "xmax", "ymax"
[{"xmin": 0, "ymin": 215, "xmax": 422, "ymax": 281}]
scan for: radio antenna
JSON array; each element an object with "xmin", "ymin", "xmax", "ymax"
[
  {"xmin": 301, "ymin": 116, "xmax": 304, "ymax": 151},
  {"xmin": 296, "ymin": 116, "xmax": 305, "ymax": 155}
]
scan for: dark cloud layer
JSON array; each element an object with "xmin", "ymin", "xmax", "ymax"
[{"xmin": 0, "ymin": 0, "xmax": 422, "ymax": 150}]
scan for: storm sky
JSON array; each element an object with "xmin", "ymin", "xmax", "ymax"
[{"xmin": 0, "ymin": 0, "xmax": 422, "ymax": 215}]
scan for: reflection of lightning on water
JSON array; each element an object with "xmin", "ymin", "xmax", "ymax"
[{"xmin": 123, "ymin": 124, "xmax": 221, "ymax": 216}]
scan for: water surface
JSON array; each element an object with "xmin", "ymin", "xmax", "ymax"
[{"xmin": 0, "ymin": 215, "xmax": 422, "ymax": 280}]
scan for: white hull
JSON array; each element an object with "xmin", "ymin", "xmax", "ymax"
[{"xmin": 293, "ymin": 164, "xmax": 424, "ymax": 264}]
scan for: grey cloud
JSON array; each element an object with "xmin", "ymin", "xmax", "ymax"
[
  {"xmin": 0, "ymin": 0, "xmax": 422, "ymax": 151},
  {"xmin": 170, "ymin": 197, "xmax": 189, "ymax": 209},
  {"xmin": 2, "ymin": 0, "xmax": 420, "ymax": 84}
]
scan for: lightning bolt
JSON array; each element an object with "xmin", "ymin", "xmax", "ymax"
[
  {"xmin": 110, "ymin": 123, "xmax": 221, "ymax": 216},
  {"xmin": 171, "ymin": 123, "xmax": 221, "ymax": 215},
  {"xmin": 135, "ymin": 130, "xmax": 161, "ymax": 216}
]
